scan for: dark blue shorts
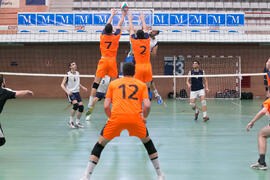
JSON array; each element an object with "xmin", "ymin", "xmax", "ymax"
[
  {"xmin": 96, "ymin": 92, "xmax": 105, "ymax": 101},
  {"xmin": 68, "ymin": 92, "xmax": 82, "ymax": 103}
]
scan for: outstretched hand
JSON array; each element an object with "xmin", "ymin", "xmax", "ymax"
[
  {"xmin": 246, "ymin": 121, "xmax": 254, "ymax": 131},
  {"xmin": 111, "ymin": 9, "xmax": 117, "ymax": 16},
  {"xmin": 27, "ymin": 90, "xmax": 34, "ymax": 96}
]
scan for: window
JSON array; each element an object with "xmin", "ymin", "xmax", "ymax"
[{"xmin": 26, "ymin": 0, "xmax": 46, "ymax": 5}]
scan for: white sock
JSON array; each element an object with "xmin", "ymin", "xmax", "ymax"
[
  {"xmin": 69, "ymin": 116, "xmax": 73, "ymax": 123},
  {"xmin": 76, "ymin": 119, "xmax": 80, "ymax": 124},
  {"xmin": 195, "ymin": 108, "xmax": 199, "ymax": 114},
  {"xmin": 203, "ymin": 111, "xmax": 207, "ymax": 117},
  {"xmin": 153, "ymin": 90, "xmax": 159, "ymax": 97},
  {"xmin": 88, "ymin": 96, "xmax": 94, "ymax": 108},
  {"xmin": 151, "ymin": 157, "xmax": 162, "ymax": 176},
  {"xmin": 84, "ymin": 161, "xmax": 97, "ymax": 177}
]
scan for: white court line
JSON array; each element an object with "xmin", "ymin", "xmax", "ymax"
[{"xmin": 231, "ymin": 102, "xmax": 241, "ymax": 107}]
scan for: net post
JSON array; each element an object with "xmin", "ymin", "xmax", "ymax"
[
  {"xmin": 173, "ymin": 55, "xmax": 177, "ymax": 99},
  {"xmin": 238, "ymin": 56, "xmax": 242, "ymax": 100}
]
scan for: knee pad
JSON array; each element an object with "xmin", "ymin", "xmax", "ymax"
[
  {"xmin": 144, "ymin": 140, "xmax": 157, "ymax": 155},
  {"xmin": 78, "ymin": 105, "xmax": 84, "ymax": 113},
  {"xmin": 91, "ymin": 142, "xmax": 104, "ymax": 158},
  {"xmin": 73, "ymin": 103, "xmax": 79, "ymax": 110},
  {"xmin": 0, "ymin": 137, "xmax": 6, "ymax": 146},
  {"xmin": 201, "ymin": 100, "xmax": 206, "ymax": 106},
  {"xmin": 92, "ymin": 82, "xmax": 100, "ymax": 89}
]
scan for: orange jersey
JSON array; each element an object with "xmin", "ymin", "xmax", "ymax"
[
  {"xmin": 267, "ymin": 71, "xmax": 270, "ymax": 87},
  {"xmin": 100, "ymin": 32, "xmax": 121, "ymax": 58},
  {"xmin": 130, "ymin": 37, "xmax": 151, "ymax": 64},
  {"xmin": 263, "ymin": 98, "xmax": 270, "ymax": 113},
  {"xmin": 106, "ymin": 77, "xmax": 148, "ymax": 116}
]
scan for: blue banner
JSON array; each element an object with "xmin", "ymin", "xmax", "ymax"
[
  {"xmin": 18, "ymin": 12, "xmax": 245, "ymax": 26},
  {"xmin": 37, "ymin": 14, "xmax": 55, "ymax": 26},
  {"xmin": 170, "ymin": 14, "xmax": 188, "ymax": 26},
  {"xmin": 189, "ymin": 14, "xmax": 207, "ymax": 26},
  {"xmin": 226, "ymin": 14, "xmax": 245, "ymax": 26},
  {"xmin": 208, "ymin": 14, "xmax": 226, "ymax": 26},
  {"xmin": 18, "ymin": 14, "xmax": 37, "ymax": 26}
]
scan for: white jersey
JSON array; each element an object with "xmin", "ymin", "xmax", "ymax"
[
  {"xmin": 65, "ymin": 71, "xmax": 80, "ymax": 93},
  {"xmin": 97, "ymin": 76, "xmax": 110, "ymax": 93},
  {"xmin": 150, "ymin": 37, "xmax": 158, "ymax": 52}
]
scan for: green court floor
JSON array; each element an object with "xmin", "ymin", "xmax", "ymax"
[{"xmin": 0, "ymin": 99, "xmax": 270, "ymax": 180}]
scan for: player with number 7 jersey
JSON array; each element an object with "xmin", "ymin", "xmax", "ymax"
[{"xmin": 86, "ymin": 10, "xmax": 127, "ymax": 119}]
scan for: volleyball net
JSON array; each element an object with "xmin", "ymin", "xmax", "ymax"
[{"xmin": 0, "ymin": 53, "xmax": 266, "ymax": 99}]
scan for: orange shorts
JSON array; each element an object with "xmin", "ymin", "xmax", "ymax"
[
  {"xmin": 100, "ymin": 114, "xmax": 148, "ymax": 140},
  {"xmin": 135, "ymin": 63, "xmax": 152, "ymax": 83},
  {"xmin": 96, "ymin": 58, "xmax": 118, "ymax": 78}
]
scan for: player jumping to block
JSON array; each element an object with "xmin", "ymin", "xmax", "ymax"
[
  {"xmin": 80, "ymin": 62, "xmax": 165, "ymax": 180},
  {"xmin": 125, "ymin": 24, "xmax": 163, "ymax": 104},
  {"xmin": 61, "ymin": 62, "xmax": 88, "ymax": 129},
  {"xmin": 186, "ymin": 60, "xmax": 209, "ymax": 122},
  {"xmin": 86, "ymin": 9, "xmax": 127, "ymax": 118},
  {"xmin": 85, "ymin": 75, "xmax": 110, "ymax": 121},
  {"xmin": 128, "ymin": 13, "xmax": 153, "ymax": 92}
]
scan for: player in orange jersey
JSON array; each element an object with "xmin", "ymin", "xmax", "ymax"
[
  {"xmin": 86, "ymin": 10, "xmax": 127, "ymax": 119},
  {"xmin": 128, "ymin": 13, "xmax": 152, "ymax": 85},
  {"xmin": 264, "ymin": 58, "xmax": 270, "ymax": 97},
  {"xmin": 247, "ymin": 98, "xmax": 270, "ymax": 170},
  {"xmin": 80, "ymin": 62, "xmax": 165, "ymax": 180}
]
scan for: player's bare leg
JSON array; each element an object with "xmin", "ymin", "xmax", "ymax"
[
  {"xmin": 251, "ymin": 126, "xmax": 270, "ymax": 170},
  {"xmin": 85, "ymin": 97, "xmax": 99, "ymax": 121},
  {"xmin": 200, "ymin": 95, "xmax": 209, "ymax": 122},
  {"xmin": 68, "ymin": 100, "xmax": 78, "ymax": 129},
  {"xmin": 190, "ymin": 98, "xmax": 199, "ymax": 120},
  {"xmin": 75, "ymin": 101, "xmax": 84, "ymax": 128},
  {"xmin": 80, "ymin": 136, "xmax": 110, "ymax": 180},
  {"xmin": 141, "ymin": 136, "xmax": 165, "ymax": 180},
  {"xmin": 86, "ymin": 77, "xmax": 102, "ymax": 118}
]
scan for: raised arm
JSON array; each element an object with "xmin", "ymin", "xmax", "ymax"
[
  {"xmin": 128, "ymin": 14, "xmax": 135, "ymax": 35},
  {"xmin": 139, "ymin": 12, "xmax": 147, "ymax": 32},
  {"xmin": 116, "ymin": 10, "xmax": 127, "ymax": 30},
  {"xmin": 107, "ymin": 9, "xmax": 117, "ymax": 25}
]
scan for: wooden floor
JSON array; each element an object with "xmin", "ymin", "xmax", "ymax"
[{"xmin": 0, "ymin": 99, "xmax": 270, "ymax": 180}]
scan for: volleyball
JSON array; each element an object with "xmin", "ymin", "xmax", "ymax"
[{"xmin": 120, "ymin": 2, "xmax": 129, "ymax": 10}]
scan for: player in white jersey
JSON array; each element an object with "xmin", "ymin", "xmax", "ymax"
[
  {"xmin": 85, "ymin": 75, "xmax": 111, "ymax": 121},
  {"xmin": 125, "ymin": 28, "xmax": 163, "ymax": 104},
  {"xmin": 61, "ymin": 62, "xmax": 88, "ymax": 129}
]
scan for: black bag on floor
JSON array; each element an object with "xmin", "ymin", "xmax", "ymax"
[{"xmin": 179, "ymin": 89, "xmax": 187, "ymax": 98}]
